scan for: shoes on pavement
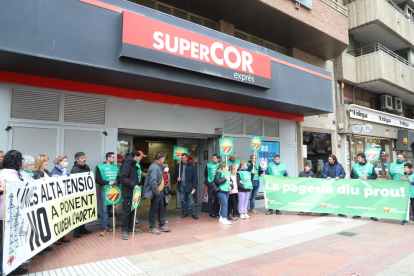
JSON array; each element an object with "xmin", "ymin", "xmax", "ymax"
[
  {"xmin": 109, "ymin": 227, "xmax": 114, "ymax": 232},
  {"xmin": 122, "ymin": 230, "xmax": 128, "ymax": 240},
  {"xmin": 164, "ymin": 219, "xmax": 169, "ymax": 224},
  {"xmin": 410, "ymin": 216, "xmax": 414, "ymax": 221},
  {"xmin": 60, "ymin": 236, "xmax": 70, "ymax": 243},
  {"xmin": 160, "ymin": 226, "xmax": 171, "ymax": 232},
  {"xmin": 149, "ymin": 228, "xmax": 161, "ymax": 235},
  {"xmin": 249, "ymin": 209, "xmax": 258, "ymax": 214},
  {"xmin": 353, "ymin": 216, "xmax": 361, "ymax": 219},
  {"xmin": 192, "ymin": 214, "xmax": 198, "ymax": 219},
  {"xmin": 371, "ymin": 217, "xmax": 378, "ymax": 221},
  {"xmin": 54, "ymin": 240, "xmax": 62, "ymax": 245},
  {"xmin": 338, "ymin": 214, "xmax": 347, "ymax": 218},
  {"xmin": 128, "ymin": 228, "xmax": 143, "ymax": 234},
  {"xmin": 244, "ymin": 214, "xmax": 251, "ymax": 219},
  {"xmin": 80, "ymin": 228, "xmax": 92, "ymax": 234},
  {"xmin": 229, "ymin": 214, "xmax": 237, "ymax": 221},
  {"xmin": 182, "ymin": 213, "xmax": 188, "ymax": 218},
  {"xmin": 219, "ymin": 216, "xmax": 232, "ymax": 225},
  {"xmin": 44, "ymin": 246, "xmax": 53, "ymax": 251},
  {"xmin": 13, "ymin": 266, "xmax": 29, "ymax": 275},
  {"xmin": 74, "ymin": 233, "xmax": 82, "ymax": 238},
  {"xmin": 401, "ymin": 220, "xmax": 409, "ymax": 225},
  {"xmin": 209, "ymin": 214, "xmax": 217, "ymax": 219},
  {"xmin": 276, "ymin": 210, "xmax": 281, "ymax": 215},
  {"xmin": 100, "ymin": 229, "xmax": 111, "ymax": 236},
  {"xmin": 240, "ymin": 214, "xmax": 245, "ymax": 220},
  {"xmin": 266, "ymin": 210, "xmax": 273, "ymax": 215}
]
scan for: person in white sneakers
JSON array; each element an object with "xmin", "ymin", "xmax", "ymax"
[{"xmin": 214, "ymin": 162, "xmax": 232, "ymax": 225}]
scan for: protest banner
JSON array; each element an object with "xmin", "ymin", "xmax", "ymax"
[
  {"xmin": 131, "ymin": 187, "xmax": 141, "ymax": 238},
  {"xmin": 105, "ymin": 184, "xmax": 122, "ymax": 234},
  {"xmin": 173, "ymin": 146, "xmax": 188, "ymax": 178},
  {"xmin": 263, "ymin": 175, "xmax": 410, "ymax": 220},
  {"xmin": 3, "ymin": 172, "xmax": 97, "ymax": 275}
]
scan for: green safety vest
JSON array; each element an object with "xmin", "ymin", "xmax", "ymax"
[
  {"xmin": 407, "ymin": 174, "xmax": 414, "ymax": 198},
  {"xmin": 217, "ymin": 170, "xmax": 231, "ymax": 192},
  {"xmin": 206, "ymin": 162, "xmax": 220, "ymax": 183},
  {"xmin": 247, "ymin": 161, "xmax": 260, "ymax": 181},
  {"xmin": 237, "ymin": 171, "xmax": 253, "ymax": 189},
  {"xmin": 390, "ymin": 162, "xmax": 406, "ymax": 181},
  {"xmin": 95, "ymin": 163, "xmax": 119, "ymax": 182},
  {"xmin": 268, "ymin": 162, "xmax": 286, "ymax": 176},
  {"xmin": 352, "ymin": 163, "xmax": 374, "ymax": 178},
  {"xmin": 136, "ymin": 163, "xmax": 142, "ymax": 183},
  {"xmin": 227, "ymin": 159, "xmax": 240, "ymax": 168}
]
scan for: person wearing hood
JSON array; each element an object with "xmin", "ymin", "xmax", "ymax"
[
  {"xmin": 70, "ymin": 152, "xmax": 93, "ymax": 238},
  {"xmin": 0, "ymin": 150, "xmax": 29, "ymax": 275},
  {"xmin": 351, "ymin": 153, "xmax": 378, "ymax": 221},
  {"xmin": 119, "ymin": 150, "xmax": 142, "ymax": 240},
  {"xmin": 400, "ymin": 163, "xmax": 414, "ymax": 225},
  {"xmin": 389, "ymin": 153, "xmax": 406, "ymax": 180},
  {"xmin": 51, "ymin": 155, "xmax": 70, "ymax": 177}
]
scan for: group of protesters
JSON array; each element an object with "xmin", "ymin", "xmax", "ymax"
[{"xmin": 1, "ymin": 148, "xmax": 414, "ymax": 274}]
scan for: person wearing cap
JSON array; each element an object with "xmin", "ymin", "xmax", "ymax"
[
  {"xmin": 119, "ymin": 150, "xmax": 143, "ymax": 240},
  {"xmin": 95, "ymin": 152, "xmax": 119, "ymax": 236},
  {"xmin": 134, "ymin": 150, "xmax": 147, "ymax": 226}
]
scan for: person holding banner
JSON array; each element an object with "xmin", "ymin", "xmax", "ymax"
[
  {"xmin": 389, "ymin": 153, "xmax": 406, "ymax": 181},
  {"xmin": 214, "ymin": 162, "xmax": 232, "ymax": 225},
  {"xmin": 204, "ymin": 154, "xmax": 220, "ymax": 219},
  {"xmin": 401, "ymin": 163, "xmax": 414, "ymax": 225},
  {"xmin": 228, "ymin": 153, "xmax": 240, "ymax": 169},
  {"xmin": 238, "ymin": 162, "xmax": 254, "ymax": 219},
  {"xmin": 70, "ymin": 152, "xmax": 93, "ymax": 238},
  {"xmin": 228, "ymin": 165, "xmax": 239, "ymax": 221},
  {"xmin": 299, "ymin": 163, "xmax": 315, "ymax": 178},
  {"xmin": 174, "ymin": 153, "xmax": 199, "ymax": 219},
  {"xmin": 0, "ymin": 150, "xmax": 29, "ymax": 275},
  {"xmin": 247, "ymin": 156, "xmax": 262, "ymax": 214},
  {"xmin": 266, "ymin": 155, "xmax": 288, "ymax": 215},
  {"xmin": 32, "ymin": 155, "xmax": 58, "ymax": 180},
  {"xmin": 351, "ymin": 153, "xmax": 378, "ymax": 221},
  {"xmin": 95, "ymin": 152, "xmax": 119, "ymax": 236},
  {"xmin": 51, "ymin": 155, "xmax": 70, "ymax": 177},
  {"xmin": 21, "ymin": 155, "xmax": 35, "ymax": 180},
  {"xmin": 143, "ymin": 152, "xmax": 171, "ymax": 235},
  {"xmin": 119, "ymin": 150, "xmax": 142, "ymax": 240}
]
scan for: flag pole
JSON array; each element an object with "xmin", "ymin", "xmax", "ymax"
[
  {"xmin": 132, "ymin": 207, "xmax": 137, "ymax": 239},
  {"xmin": 113, "ymin": 204, "xmax": 115, "ymax": 234},
  {"xmin": 2, "ymin": 182, "xmax": 6, "ymax": 245},
  {"xmin": 363, "ymin": 159, "xmax": 371, "ymax": 178}
]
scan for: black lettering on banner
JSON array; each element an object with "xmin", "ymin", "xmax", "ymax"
[
  {"xmin": 27, "ymin": 207, "xmax": 52, "ymax": 251},
  {"xmin": 51, "ymin": 206, "xmax": 59, "ymax": 219},
  {"xmin": 56, "ymin": 182, "xmax": 63, "ymax": 198},
  {"xmin": 70, "ymin": 178, "xmax": 79, "ymax": 194},
  {"xmin": 27, "ymin": 210, "xmax": 41, "ymax": 251},
  {"xmin": 37, "ymin": 207, "xmax": 51, "ymax": 243},
  {"xmin": 49, "ymin": 182, "xmax": 56, "ymax": 199},
  {"xmin": 87, "ymin": 176, "xmax": 94, "ymax": 190},
  {"xmin": 79, "ymin": 177, "xmax": 85, "ymax": 192}
]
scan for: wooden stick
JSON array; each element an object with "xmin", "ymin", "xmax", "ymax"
[
  {"xmin": 226, "ymin": 155, "xmax": 228, "ymax": 167},
  {"xmin": 179, "ymin": 161, "xmax": 181, "ymax": 178},
  {"xmin": 113, "ymin": 204, "xmax": 115, "ymax": 234},
  {"xmin": 2, "ymin": 182, "xmax": 6, "ymax": 246},
  {"xmin": 132, "ymin": 208, "xmax": 137, "ymax": 239},
  {"xmin": 363, "ymin": 159, "xmax": 371, "ymax": 178}
]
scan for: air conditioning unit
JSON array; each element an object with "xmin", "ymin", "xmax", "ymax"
[
  {"xmin": 393, "ymin": 97, "xmax": 403, "ymax": 113},
  {"xmin": 380, "ymin": 95, "xmax": 393, "ymax": 111}
]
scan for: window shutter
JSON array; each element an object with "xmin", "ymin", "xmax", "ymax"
[
  {"xmin": 264, "ymin": 120, "xmax": 279, "ymax": 137},
  {"xmin": 245, "ymin": 117, "xmax": 262, "ymax": 136},
  {"xmin": 224, "ymin": 113, "xmax": 243, "ymax": 134},
  {"xmin": 64, "ymin": 95, "xmax": 106, "ymax": 125}
]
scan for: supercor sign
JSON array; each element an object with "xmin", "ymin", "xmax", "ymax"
[{"xmin": 121, "ymin": 11, "xmax": 271, "ymax": 88}]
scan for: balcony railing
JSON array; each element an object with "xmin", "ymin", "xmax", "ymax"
[
  {"xmin": 347, "ymin": 43, "xmax": 414, "ymax": 69},
  {"xmin": 344, "ymin": 0, "xmax": 412, "ymax": 21},
  {"xmin": 320, "ymin": 0, "xmax": 348, "ymax": 16}
]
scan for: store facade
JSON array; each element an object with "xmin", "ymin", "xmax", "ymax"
[{"xmin": 0, "ymin": 0, "xmax": 333, "ymax": 214}]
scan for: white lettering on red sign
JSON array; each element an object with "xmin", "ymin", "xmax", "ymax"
[{"xmin": 153, "ymin": 32, "xmax": 254, "ymax": 74}]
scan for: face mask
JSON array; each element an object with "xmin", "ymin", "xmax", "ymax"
[
  {"xmin": 243, "ymin": 166, "xmax": 248, "ymax": 170},
  {"xmin": 164, "ymin": 167, "xmax": 169, "ymax": 172},
  {"xmin": 397, "ymin": 159, "xmax": 404, "ymax": 164},
  {"xmin": 62, "ymin": 162, "xmax": 68, "ymax": 168}
]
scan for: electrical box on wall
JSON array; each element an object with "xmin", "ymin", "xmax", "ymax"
[{"xmin": 396, "ymin": 130, "xmax": 414, "ymax": 151}]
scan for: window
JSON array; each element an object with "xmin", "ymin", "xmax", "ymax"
[
  {"xmin": 362, "ymin": 90, "xmax": 371, "ymax": 108},
  {"xmin": 189, "ymin": 15, "xmax": 202, "ymax": 25},
  {"xmin": 157, "ymin": 4, "xmax": 171, "ymax": 14},
  {"xmin": 343, "ymin": 85, "xmax": 353, "ymax": 104},
  {"xmin": 173, "ymin": 9, "xmax": 187, "ymax": 20},
  {"xmin": 354, "ymin": 88, "xmax": 363, "ymax": 106},
  {"xmin": 235, "ymin": 31, "xmax": 248, "ymax": 41},
  {"xmin": 203, "ymin": 19, "xmax": 216, "ymax": 30}
]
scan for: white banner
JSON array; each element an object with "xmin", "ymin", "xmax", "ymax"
[
  {"xmin": 3, "ymin": 172, "xmax": 97, "ymax": 275},
  {"xmin": 348, "ymin": 104, "xmax": 414, "ymax": 130}
]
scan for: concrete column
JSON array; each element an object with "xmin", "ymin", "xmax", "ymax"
[{"xmin": 217, "ymin": 20, "xmax": 235, "ymax": 36}]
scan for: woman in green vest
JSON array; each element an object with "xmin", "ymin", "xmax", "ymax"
[
  {"xmin": 401, "ymin": 163, "xmax": 414, "ymax": 225},
  {"xmin": 214, "ymin": 162, "xmax": 232, "ymax": 225}
]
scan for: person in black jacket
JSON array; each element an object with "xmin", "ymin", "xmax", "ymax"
[
  {"xmin": 119, "ymin": 150, "xmax": 142, "ymax": 240},
  {"xmin": 174, "ymin": 153, "xmax": 199, "ymax": 219},
  {"xmin": 32, "ymin": 155, "xmax": 55, "ymax": 180},
  {"xmin": 70, "ymin": 152, "xmax": 93, "ymax": 238},
  {"xmin": 298, "ymin": 163, "xmax": 315, "ymax": 178},
  {"xmin": 203, "ymin": 154, "xmax": 220, "ymax": 219}
]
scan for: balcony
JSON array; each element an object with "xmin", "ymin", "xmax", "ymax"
[
  {"xmin": 335, "ymin": 43, "xmax": 414, "ymax": 104},
  {"xmin": 344, "ymin": 0, "xmax": 414, "ymax": 51}
]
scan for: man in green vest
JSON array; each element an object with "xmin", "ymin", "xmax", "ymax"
[
  {"xmin": 227, "ymin": 153, "xmax": 241, "ymax": 169},
  {"xmin": 389, "ymin": 153, "xmax": 406, "ymax": 181},
  {"xmin": 400, "ymin": 163, "xmax": 414, "ymax": 225},
  {"xmin": 351, "ymin": 152, "xmax": 378, "ymax": 221},
  {"xmin": 95, "ymin": 152, "xmax": 120, "ymax": 236},
  {"xmin": 204, "ymin": 153, "xmax": 220, "ymax": 219},
  {"xmin": 266, "ymin": 155, "xmax": 288, "ymax": 215}
]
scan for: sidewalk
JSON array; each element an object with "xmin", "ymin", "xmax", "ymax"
[{"xmin": 21, "ymin": 208, "xmax": 414, "ymax": 276}]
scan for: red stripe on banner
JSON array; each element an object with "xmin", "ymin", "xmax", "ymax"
[
  {"xmin": 270, "ymin": 57, "xmax": 332, "ymax": 80},
  {"xmin": 0, "ymin": 71, "xmax": 304, "ymax": 122}
]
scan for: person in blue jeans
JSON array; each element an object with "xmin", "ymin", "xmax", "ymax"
[
  {"xmin": 214, "ymin": 162, "xmax": 232, "ymax": 225},
  {"xmin": 246, "ymin": 156, "xmax": 263, "ymax": 214},
  {"xmin": 174, "ymin": 153, "xmax": 199, "ymax": 219}
]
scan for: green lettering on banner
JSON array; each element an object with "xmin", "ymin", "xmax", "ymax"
[
  {"xmin": 237, "ymin": 171, "xmax": 253, "ymax": 189},
  {"xmin": 390, "ymin": 163, "xmax": 406, "ymax": 180},
  {"xmin": 104, "ymin": 185, "xmax": 122, "ymax": 205},
  {"xmin": 95, "ymin": 164, "xmax": 119, "ymax": 182},
  {"xmin": 262, "ymin": 175, "xmax": 410, "ymax": 220}
]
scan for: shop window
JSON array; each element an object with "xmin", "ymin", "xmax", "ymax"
[
  {"xmin": 371, "ymin": 93, "xmax": 380, "ymax": 110},
  {"xmin": 404, "ymin": 104, "xmax": 410, "ymax": 118},
  {"xmin": 354, "ymin": 88, "xmax": 363, "ymax": 106},
  {"xmin": 235, "ymin": 31, "xmax": 248, "ymax": 41},
  {"xmin": 343, "ymin": 85, "xmax": 353, "ymax": 104},
  {"xmin": 190, "ymin": 15, "xmax": 202, "ymax": 25},
  {"xmin": 264, "ymin": 42, "xmax": 276, "ymax": 51},
  {"xmin": 303, "ymin": 132, "xmax": 332, "ymax": 176},
  {"xmin": 173, "ymin": 9, "xmax": 188, "ymax": 20},
  {"xmin": 203, "ymin": 19, "xmax": 216, "ymax": 30},
  {"xmin": 250, "ymin": 36, "xmax": 263, "ymax": 47},
  {"xmin": 362, "ymin": 90, "xmax": 371, "ymax": 108}
]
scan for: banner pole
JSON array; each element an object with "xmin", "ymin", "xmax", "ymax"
[
  {"xmin": 113, "ymin": 204, "xmax": 115, "ymax": 234},
  {"xmin": 2, "ymin": 182, "xmax": 6, "ymax": 246},
  {"xmin": 226, "ymin": 155, "xmax": 227, "ymax": 167},
  {"xmin": 363, "ymin": 159, "xmax": 371, "ymax": 178},
  {"xmin": 179, "ymin": 161, "xmax": 181, "ymax": 178},
  {"xmin": 132, "ymin": 208, "xmax": 137, "ymax": 239}
]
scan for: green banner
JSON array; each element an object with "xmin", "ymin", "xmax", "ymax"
[
  {"xmin": 105, "ymin": 185, "xmax": 122, "ymax": 205},
  {"xmin": 219, "ymin": 138, "xmax": 234, "ymax": 156},
  {"xmin": 131, "ymin": 187, "xmax": 142, "ymax": 211},
  {"xmin": 173, "ymin": 146, "xmax": 188, "ymax": 160},
  {"xmin": 364, "ymin": 147, "xmax": 381, "ymax": 161},
  {"xmin": 263, "ymin": 175, "xmax": 410, "ymax": 220},
  {"xmin": 250, "ymin": 135, "xmax": 262, "ymax": 151}
]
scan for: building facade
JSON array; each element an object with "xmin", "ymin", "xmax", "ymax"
[
  {"xmin": 335, "ymin": 0, "xmax": 414, "ymax": 177},
  {"xmin": 0, "ymin": 0, "xmax": 348, "ymax": 213}
]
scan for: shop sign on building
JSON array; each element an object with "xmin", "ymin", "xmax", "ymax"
[
  {"xmin": 121, "ymin": 11, "xmax": 272, "ymax": 88},
  {"xmin": 348, "ymin": 104, "xmax": 414, "ymax": 130}
]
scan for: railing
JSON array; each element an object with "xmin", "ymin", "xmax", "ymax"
[
  {"xmin": 343, "ymin": 0, "xmax": 412, "ymax": 21},
  {"xmin": 320, "ymin": 0, "xmax": 348, "ymax": 16},
  {"xmin": 347, "ymin": 43, "xmax": 414, "ymax": 68}
]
